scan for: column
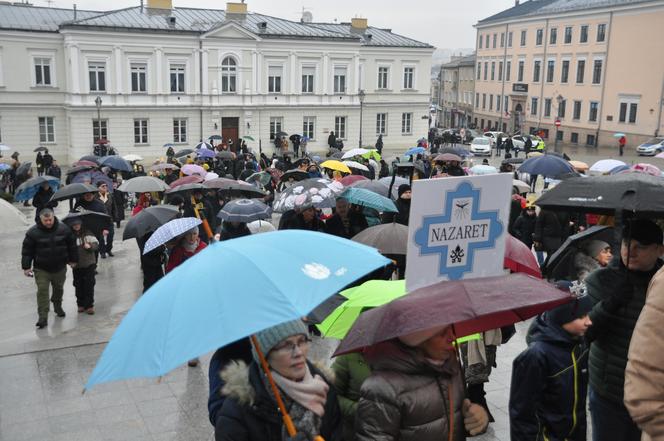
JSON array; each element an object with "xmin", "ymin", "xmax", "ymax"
[
  {"xmin": 353, "ymin": 54, "xmax": 360, "ymax": 93},
  {"xmin": 289, "ymin": 51, "xmax": 297, "ymax": 94},
  {"xmin": 257, "ymin": 51, "xmax": 263, "ymax": 94},
  {"xmin": 251, "ymin": 50, "xmax": 257, "ymax": 94},
  {"xmin": 202, "ymin": 49, "xmax": 209, "ymax": 95},
  {"xmin": 68, "ymin": 44, "xmax": 80, "ymax": 94},
  {"xmin": 113, "ymin": 46, "xmax": 123, "ymax": 95},
  {"xmin": 193, "ymin": 48, "xmax": 200, "ymax": 95},
  {"xmin": 154, "ymin": 47, "xmax": 163, "ymax": 94},
  {"xmin": 322, "ymin": 52, "xmax": 329, "ymax": 95}
]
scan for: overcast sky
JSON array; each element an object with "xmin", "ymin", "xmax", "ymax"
[{"xmin": 46, "ymin": 0, "xmax": 517, "ymax": 49}]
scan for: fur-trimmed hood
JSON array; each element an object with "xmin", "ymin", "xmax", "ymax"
[{"xmin": 574, "ymin": 252, "xmax": 601, "ymax": 281}]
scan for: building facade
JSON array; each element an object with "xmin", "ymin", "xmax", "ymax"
[
  {"xmin": 439, "ymin": 53, "xmax": 475, "ymax": 128},
  {"xmin": 473, "ymin": 0, "xmax": 664, "ymax": 147},
  {"xmin": 0, "ymin": 1, "xmax": 434, "ymax": 163}
]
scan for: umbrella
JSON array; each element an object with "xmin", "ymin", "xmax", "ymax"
[
  {"xmin": 0, "ymin": 144, "xmax": 10, "ymax": 152},
  {"xmin": 62, "ymin": 209, "xmax": 111, "ymax": 236},
  {"xmin": 272, "ymin": 178, "xmax": 344, "ymax": 213},
  {"xmin": 79, "ymin": 155, "xmax": 101, "ymax": 164},
  {"xmin": 329, "ymin": 151, "xmax": 344, "ymax": 159},
  {"xmin": 630, "ymin": 163, "xmax": 661, "ymax": 177},
  {"xmin": 218, "ymin": 198, "xmax": 272, "ymax": 222},
  {"xmin": 71, "ymin": 170, "xmax": 113, "ymax": 190},
  {"xmin": 343, "ymin": 161, "xmax": 369, "ymax": 172},
  {"xmin": 589, "ymin": 159, "xmax": 626, "ymax": 174},
  {"xmin": 195, "ymin": 141, "xmax": 213, "ymax": 150},
  {"xmin": 49, "ymin": 183, "xmax": 98, "ymax": 203},
  {"xmin": 504, "ymin": 234, "xmax": 541, "ymax": 278},
  {"xmin": 469, "ymin": 165, "xmax": 498, "ymax": 175},
  {"xmin": 342, "ymin": 148, "xmax": 370, "ymax": 159},
  {"xmin": 656, "ymin": 152, "xmax": 664, "ymax": 159},
  {"xmin": 512, "ymin": 179, "xmax": 530, "ymax": 193},
  {"xmin": 518, "ymin": 155, "xmax": 575, "ymax": 178},
  {"xmin": 208, "ymin": 135, "xmax": 223, "ymax": 141},
  {"xmin": 404, "ymin": 146, "xmax": 426, "ymax": 156},
  {"xmin": 149, "ymin": 163, "xmax": 180, "ymax": 172},
  {"xmin": 100, "ymin": 156, "xmax": 132, "ymax": 172},
  {"xmin": 378, "ymin": 176, "xmax": 410, "ymax": 200},
  {"xmin": 0, "ymin": 163, "xmax": 11, "ymax": 172},
  {"xmin": 14, "ymin": 175, "xmax": 60, "ymax": 202},
  {"xmin": 247, "ymin": 219, "xmax": 276, "ymax": 234},
  {"xmin": 174, "ymin": 149, "xmax": 194, "ymax": 158},
  {"xmin": 216, "ymin": 151, "xmax": 235, "ymax": 160},
  {"xmin": 67, "ymin": 165, "xmax": 96, "ymax": 175},
  {"xmin": 275, "ymin": 131, "xmax": 288, "ymax": 138},
  {"xmin": 435, "ymin": 153, "xmax": 462, "ymax": 162},
  {"xmin": 84, "ymin": 230, "xmax": 391, "ymax": 389},
  {"xmin": 527, "ymin": 151, "xmax": 544, "ymax": 158},
  {"xmin": 181, "ymin": 164, "xmax": 207, "ymax": 176},
  {"xmin": 317, "ymin": 280, "xmax": 407, "ymax": 339},
  {"xmin": 569, "ymin": 160, "xmax": 589, "ymax": 172},
  {"xmin": 246, "ymin": 171, "xmax": 273, "ymax": 187},
  {"xmin": 169, "ymin": 175, "xmax": 204, "ymax": 189},
  {"xmin": 204, "ymin": 172, "xmax": 219, "ymax": 181},
  {"xmin": 341, "ymin": 187, "xmax": 398, "ymax": 213},
  {"xmin": 351, "ymin": 222, "xmax": 409, "ymax": 255},
  {"xmin": 543, "ymin": 226, "xmax": 614, "ymax": 280},
  {"xmin": 340, "ymin": 175, "xmax": 368, "ymax": 187},
  {"xmin": 504, "ymin": 157, "xmax": 526, "ymax": 164},
  {"xmin": 143, "ymin": 217, "xmax": 203, "ymax": 254},
  {"xmin": 123, "ymin": 154, "xmax": 143, "ymax": 162},
  {"xmin": 165, "ymin": 183, "xmax": 206, "ymax": 195},
  {"xmin": 73, "ymin": 160, "xmax": 98, "ymax": 168},
  {"xmin": 279, "ymin": 169, "xmax": 310, "ymax": 183},
  {"xmin": 205, "ymin": 179, "xmax": 267, "ymax": 198},
  {"xmin": 350, "ymin": 180, "xmax": 390, "ymax": 198},
  {"xmin": 362, "ymin": 150, "xmax": 382, "ymax": 161},
  {"xmin": 163, "ymin": 143, "xmax": 176, "ymax": 148},
  {"xmin": 613, "ymin": 133, "xmax": 626, "ymax": 138},
  {"xmin": 242, "ymin": 135, "xmax": 255, "ymax": 141},
  {"xmin": 320, "ymin": 160, "xmax": 351, "ymax": 174},
  {"xmin": 438, "ymin": 147, "xmax": 473, "ymax": 158},
  {"xmin": 16, "ymin": 162, "xmax": 32, "ymax": 177},
  {"xmin": 33, "ymin": 146, "xmax": 48, "ymax": 152},
  {"xmin": 202, "ymin": 177, "xmax": 237, "ymax": 189},
  {"xmin": 94, "ymin": 139, "xmax": 109, "ymax": 145},
  {"xmin": 536, "ymin": 172, "xmax": 664, "ymax": 215},
  {"xmin": 123, "ymin": 205, "xmax": 180, "ymax": 240},
  {"xmin": 335, "ymin": 273, "xmax": 572, "ymax": 355},
  {"xmin": 610, "ymin": 165, "xmax": 630, "ymax": 175},
  {"xmin": 196, "ymin": 148, "xmax": 216, "ymax": 159}
]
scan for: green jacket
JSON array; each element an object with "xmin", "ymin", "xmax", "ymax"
[
  {"xmin": 586, "ymin": 258, "xmax": 662, "ymax": 404},
  {"xmin": 332, "ymin": 352, "xmax": 371, "ymax": 441}
]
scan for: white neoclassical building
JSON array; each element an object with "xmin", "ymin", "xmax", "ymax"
[{"xmin": 0, "ymin": 1, "xmax": 434, "ymax": 163}]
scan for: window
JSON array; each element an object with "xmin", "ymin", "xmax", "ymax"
[
  {"xmin": 302, "ymin": 117, "xmax": 315, "ymax": 139},
  {"xmin": 485, "ymin": 35, "xmax": 489, "ymax": 48},
  {"xmin": 88, "ymin": 62, "xmax": 106, "ymax": 92},
  {"xmin": 619, "ymin": 101, "xmax": 638, "ymax": 123},
  {"xmin": 536, "ymin": 29, "xmax": 544, "ymax": 46},
  {"xmin": 500, "ymin": 32, "xmax": 505, "ymax": 48},
  {"xmin": 576, "ymin": 59, "xmax": 585, "ymax": 83},
  {"xmin": 580, "ymin": 25, "xmax": 588, "ymax": 43},
  {"xmin": 508, "ymin": 31, "xmax": 513, "ymax": 47},
  {"xmin": 173, "ymin": 119, "xmax": 187, "ymax": 143},
  {"xmin": 478, "ymin": 35, "xmax": 483, "ymax": 49},
  {"xmin": 561, "ymin": 60, "xmax": 570, "ymax": 83},
  {"xmin": 544, "ymin": 98, "xmax": 552, "ymax": 117},
  {"xmin": 377, "ymin": 67, "xmax": 389, "ymax": 89},
  {"xmin": 34, "ymin": 57, "xmax": 52, "ymax": 86},
  {"xmin": 483, "ymin": 62, "xmax": 488, "ymax": 81},
  {"xmin": 550, "ymin": 28, "xmax": 557, "ymax": 45},
  {"xmin": 546, "ymin": 60, "xmax": 555, "ymax": 83},
  {"xmin": 334, "ymin": 67, "xmax": 347, "ymax": 93},
  {"xmin": 38, "ymin": 117, "xmax": 55, "ymax": 143},
  {"xmin": 134, "ymin": 119, "xmax": 148, "ymax": 144},
  {"xmin": 131, "ymin": 64, "xmax": 147, "ymax": 92},
  {"xmin": 531, "ymin": 97, "xmax": 538, "ymax": 116},
  {"xmin": 498, "ymin": 61, "xmax": 503, "ymax": 81},
  {"xmin": 403, "ymin": 67, "xmax": 414, "ymax": 89},
  {"xmin": 504, "ymin": 96, "xmax": 509, "ymax": 112},
  {"xmin": 302, "ymin": 66, "xmax": 315, "ymax": 93},
  {"xmin": 558, "ymin": 99, "xmax": 567, "ymax": 118},
  {"xmin": 573, "ymin": 100, "xmax": 582, "ymax": 120},
  {"xmin": 506, "ymin": 61, "xmax": 511, "ymax": 81},
  {"xmin": 476, "ymin": 63, "xmax": 481, "ymax": 80},
  {"xmin": 491, "ymin": 62, "xmax": 495, "ymax": 81},
  {"xmin": 586, "ymin": 134, "xmax": 596, "ymax": 146},
  {"xmin": 221, "ymin": 57, "xmax": 237, "ymax": 93},
  {"xmin": 269, "ymin": 117, "xmax": 283, "ymax": 140},
  {"xmin": 268, "ymin": 66, "xmax": 282, "ymax": 93},
  {"xmin": 556, "ymin": 130, "xmax": 563, "ymax": 141},
  {"xmin": 493, "ymin": 34, "xmax": 497, "ymax": 48},
  {"xmin": 520, "ymin": 30, "xmax": 527, "ymax": 46},
  {"xmin": 335, "ymin": 116, "xmax": 346, "ymax": 139},
  {"xmin": 564, "ymin": 27, "xmax": 573, "ymax": 44},
  {"xmin": 589, "ymin": 101, "xmax": 599, "ymax": 122},
  {"xmin": 376, "ymin": 113, "xmax": 387, "ymax": 135},
  {"xmin": 489, "ymin": 94, "xmax": 493, "ymax": 111},
  {"xmin": 571, "ymin": 132, "xmax": 579, "ymax": 144},
  {"xmin": 517, "ymin": 60, "xmax": 524, "ymax": 82},
  {"xmin": 475, "ymin": 92, "xmax": 479, "ymax": 107},
  {"xmin": 169, "ymin": 64, "xmax": 185, "ymax": 93},
  {"xmin": 497, "ymin": 94, "xmax": 502, "ymax": 111},
  {"xmin": 533, "ymin": 60, "xmax": 541, "ymax": 82},
  {"xmin": 597, "ymin": 24, "xmax": 606, "ymax": 42},
  {"xmin": 92, "ymin": 119, "xmax": 108, "ymax": 143},
  {"xmin": 401, "ymin": 113, "xmax": 412, "ymax": 134},
  {"xmin": 592, "ymin": 59, "xmax": 603, "ymax": 84},
  {"xmin": 482, "ymin": 93, "xmax": 486, "ymax": 109}
]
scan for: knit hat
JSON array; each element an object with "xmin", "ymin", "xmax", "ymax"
[
  {"xmin": 66, "ymin": 217, "xmax": 83, "ymax": 226},
  {"xmin": 584, "ymin": 240, "xmax": 610, "ymax": 259},
  {"xmin": 547, "ymin": 295, "xmax": 594, "ymax": 326},
  {"xmin": 398, "ymin": 184, "xmax": 411, "ymax": 198},
  {"xmin": 622, "ymin": 219, "xmax": 663, "ymax": 246},
  {"xmin": 252, "ymin": 319, "xmax": 308, "ymax": 362}
]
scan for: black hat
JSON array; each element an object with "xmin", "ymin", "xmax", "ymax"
[
  {"xmin": 547, "ymin": 294, "xmax": 594, "ymax": 326},
  {"xmin": 622, "ymin": 219, "xmax": 663, "ymax": 246},
  {"xmin": 398, "ymin": 184, "xmax": 411, "ymax": 198}
]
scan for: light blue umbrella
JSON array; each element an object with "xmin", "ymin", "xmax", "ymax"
[
  {"xmin": 469, "ymin": 165, "xmax": 498, "ymax": 175},
  {"xmin": 195, "ymin": 141, "xmax": 213, "ymax": 150},
  {"xmin": 14, "ymin": 175, "xmax": 60, "ymax": 202},
  {"xmin": 143, "ymin": 217, "xmax": 202, "ymax": 254},
  {"xmin": 196, "ymin": 148, "xmax": 216, "ymax": 159},
  {"xmin": 613, "ymin": 133, "xmax": 626, "ymax": 138},
  {"xmin": 404, "ymin": 146, "xmax": 426, "ymax": 156},
  {"xmin": 341, "ymin": 187, "xmax": 398, "ymax": 213},
  {"xmin": 85, "ymin": 230, "xmax": 391, "ymax": 389},
  {"xmin": 0, "ymin": 163, "xmax": 11, "ymax": 172}
]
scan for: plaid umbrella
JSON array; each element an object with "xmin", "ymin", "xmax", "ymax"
[
  {"xmin": 143, "ymin": 217, "xmax": 202, "ymax": 254},
  {"xmin": 218, "ymin": 199, "xmax": 272, "ymax": 222}
]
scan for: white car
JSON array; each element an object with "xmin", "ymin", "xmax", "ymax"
[
  {"xmin": 636, "ymin": 137, "xmax": 664, "ymax": 156},
  {"xmin": 483, "ymin": 131, "xmax": 506, "ymax": 147},
  {"xmin": 512, "ymin": 135, "xmax": 545, "ymax": 151},
  {"xmin": 470, "ymin": 137, "xmax": 492, "ymax": 156}
]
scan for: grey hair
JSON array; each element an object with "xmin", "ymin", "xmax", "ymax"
[{"xmin": 39, "ymin": 208, "xmax": 54, "ymax": 218}]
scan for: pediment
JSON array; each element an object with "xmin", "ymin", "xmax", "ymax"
[{"xmin": 203, "ymin": 21, "xmax": 260, "ymax": 41}]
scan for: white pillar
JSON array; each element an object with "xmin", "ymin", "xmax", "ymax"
[
  {"xmin": 353, "ymin": 54, "xmax": 360, "ymax": 92},
  {"xmin": 322, "ymin": 52, "xmax": 329, "ymax": 95},
  {"xmin": 251, "ymin": 50, "xmax": 257, "ymax": 94},
  {"xmin": 202, "ymin": 49, "xmax": 209, "ymax": 95},
  {"xmin": 290, "ymin": 51, "xmax": 297, "ymax": 94},
  {"xmin": 113, "ymin": 46, "xmax": 123, "ymax": 95},
  {"xmin": 193, "ymin": 48, "xmax": 200, "ymax": 95},
  {"xmin": 154, "ymin": 47, "xmax": 163, "ymax": 94},
  {"xmin": 69, "ymin": 44, "xmax": 80, "ymax": 94}
]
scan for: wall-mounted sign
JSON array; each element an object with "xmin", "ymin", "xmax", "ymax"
[{"xmin": 512, "ymin": 83, "xmax": 528, "ymax": 93}]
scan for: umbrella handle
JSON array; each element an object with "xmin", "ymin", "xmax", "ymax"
[{"xmin": 191, "ymin": 197, "xmax": 215, "ymax": 241}]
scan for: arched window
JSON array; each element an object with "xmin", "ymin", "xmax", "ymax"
[{"xmin": 221, "ymin": 57, "xmax": 237, "ymax": 93}]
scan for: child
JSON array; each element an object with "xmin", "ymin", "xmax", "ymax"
[
  {"xmin": 509, "ymin": 294, "xmax": 593, "ymax": 441},
  {"xmin": 65, "ymin": 217, "xmax": 99, "ymax": 314}
]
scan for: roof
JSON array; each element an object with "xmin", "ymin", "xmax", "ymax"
[
  {"xmin": 0, "ymin": 3, "xmax": 100, "ymax": 32},
  {"xmin": 441, "ymin": 53, "xmax": 476, "ymax": 68},
  {"xmin": 477, "ymin": 0, "xmax": 557, "ymax": 25},
  {"xmin": 306, "ymin": 23, "xmax": 433, "ymax": 48}
]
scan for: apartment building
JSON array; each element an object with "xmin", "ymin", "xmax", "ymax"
[{"xmin": 439, "ymin": 53, "xmax": 475, "ymax": 128}]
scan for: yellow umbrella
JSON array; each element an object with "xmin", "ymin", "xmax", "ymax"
[
  {"xmin": 527, "ymin": 151, "xmax": 544, "ymax": 158},
  {"xmin": 569, "ymin": 160, "xmax": 589, "ymax": 171},
  {"xmin": 321, "ymin": 160, "xmax": 351, "ymax": 174}
]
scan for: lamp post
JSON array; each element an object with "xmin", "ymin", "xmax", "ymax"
[
  {"xmin": 358, "ymin": 89, "xmax": 365, "ymax": 148},
  {"xmin": 94, "ymin": 95, "xmax": 102, "ymax": 143},
  {"xmin": 554, "ymin": 94, "xmax": 563, "ymax": 153}
]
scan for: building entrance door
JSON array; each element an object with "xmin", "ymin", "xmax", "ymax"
[{"xmin": 221, "ymin": 117, "xmax": 239, "ymax": 152}]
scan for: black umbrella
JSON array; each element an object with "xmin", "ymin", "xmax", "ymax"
[
  {"xmin": 99, "ymin": 155, "xmax": 132, "ymax": 172},
  {"xmin": 34, "ymin": 146, "xmax": 48, "ymax": 152},
  {"xmin": 118, "ymin": 176, "xmax": 170, "ymax": 193},
  {"xmin": 542, "ymin": 226, "xmax": 614, "ymax": 280},
  {"xmin": 204, "ymin": 179, "xmax": 266, "ymax": 198},
  {"xmin": 289, "ymin": 134, "xmax": 301, "ymax": 142},
  {"xmin": 79, "ymin": 155, "xmax": 101, "ymax": 164},
  {"xmin": 63, "ymin": 209, "xmax": 112, "ymax": 236},
  {"xmin": 67, "ymin": 165, "xmax": 96, "ymax": 175},
  {"xmin": 275, "ymin": 131, "xmax": 288, "ymax": 138},
  {"xmin": 175, "ymin": 149, "xmax": 194, "ymax": 158},
  {"xmin": 536, "ymin": 172, "xmax": 664, "ymax": 215},
  {"xmin": 547, "ymin": 151, "xmax": 572, "ymax": 161},
  {"xmin": 217, "ymin": 198, "xmax": 272, "ymax": 222},
  {"xmin": 329, "ymin": 151, "xmax": 344, "ymax": 159},
  {"xmin": 279, "ymin": 169, "xmax": 309, "ymax": 183},
  {"xmin": 503, "ymin": 157, "xmax": 526, "ymax": 164},
  {"xmin": 16, "ymin": 162, "xmax": 32, "ymax": 177},
  {"xmin": 49, "ymin": 183, "xmax": 98, "ymax": 203},
  {"xmin": 208, "ymin": 135, "xmax": 223, "ymax": 141},
  {"xmin": 122, "ymin": 205, "xmax": 180, "ymax": 240}
]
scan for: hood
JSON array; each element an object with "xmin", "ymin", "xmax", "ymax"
[
  {"xmin": 363, "ymin": 339, "xmax": 458, "ymax": 379},
  {"xmin": 526, "ymin": 314, "xmax": 579, "ymax": 347},
  {"xmin": 574, "ymin": 252, "xmax": 600, "ymax": 277}
]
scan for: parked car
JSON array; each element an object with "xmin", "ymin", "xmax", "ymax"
[
  {"xmin": 462, "ymin": 129, "xmax": 481, "ymax": 144},
  {"xmin": 512, "ymin": 135, "xmax": 545, "ymax": 151},
  {"xmin": 483, "ymin": 131, "xmax": 506, "ymax": 147},
  {"xmin": 636, "ymin": 137, "xmax": 664, "ymax": 156},
  {"xmin": 470, "ymin": 137, "xmax": 492, "ymax": 156}
]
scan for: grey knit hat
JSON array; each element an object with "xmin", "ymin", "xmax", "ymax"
[
  {"xmin": 584, "ymin": 240, "xmax": 610, "ymax": 259},
  {"xmin": 252, "ymin": 319, "xmax": 308, "ymax": 362}
]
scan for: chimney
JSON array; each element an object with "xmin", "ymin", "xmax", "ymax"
[
  {"xmin": 515, "ymin": 0, "xmax": 520, "ymax": 6},
  {"xmin": 226, "ymin": 1, "xmax": 247, "ymax": 16},
  {"xmin": 351, "ymin": 17, "xmax": 368, "ymax": 31},
  {"xmin": 146, "ymin": 0, "xmax": 172, "ymax": 10}
]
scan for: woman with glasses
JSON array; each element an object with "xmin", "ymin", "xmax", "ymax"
[{"xmin": 216, "ymin": 320, "xmax": 342, "ymax": 441}]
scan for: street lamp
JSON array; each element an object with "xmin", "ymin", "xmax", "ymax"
[
  {"xmin": 554, "ymin": 94, "xmax": 564, "ymax": 153},
  {"xmin": 94, "ymin": 95, "xmax": 102, "ymax": 143},
  {"xmin": 358, "ymin": 89, "xmax": 365, "ymax": 148}
]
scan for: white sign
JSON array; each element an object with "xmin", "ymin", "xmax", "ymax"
[{"xmin": 405, "ymin": 174, "xmax": 512, "ymax": 291}]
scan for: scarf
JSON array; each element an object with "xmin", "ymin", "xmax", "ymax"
[
  {"xmin": 271, "ymin": 365, "xmax": 328, "ymax": 417},
  {"xmin": 99, "ymin": 193, "xmax": 109, "ymax": 203},
  {"xmin": 182, "ymin": 239, "xmax": 199, "ymax": 253}
]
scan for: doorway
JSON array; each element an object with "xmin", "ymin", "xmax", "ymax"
[{"xmin": 221, "ymin": 117, "xmax": 239, "ymax": 152}]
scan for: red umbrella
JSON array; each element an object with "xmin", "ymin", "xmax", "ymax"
[
  {"xmin": 340, "ymin": 175, "xmax": 368, "ymax": 187},
  {"xmin": 504, "ymin": 234, "xmax": 541, "ymax": 278},
  {"xmin": 335, "ymin": 273, "xmax": 570, "ymax": 355},
  {"xmin": 73, "ymin": 160, "xmax": 98, "ymax": 168},
  {"xmin": 169, "ymin": 175, "xmax": 204, "ymax": 189}
]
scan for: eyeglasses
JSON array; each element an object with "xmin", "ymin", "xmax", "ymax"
[{"xmin": 272, "ymin": 337, "xmax": 311, "ymax": 356}]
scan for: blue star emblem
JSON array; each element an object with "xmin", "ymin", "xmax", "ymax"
[{"xmin": 413, "ymin": 181, "xmax": 503, "ymax": 280}]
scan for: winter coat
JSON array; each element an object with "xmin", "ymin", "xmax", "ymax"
[
  {"xmin": 509, "ymin": 315, "xmax": 588, "ymax": 441},
  {"xmin": 585, "ymin": 257, "xmax": 663, "ymax": 404},
  {"xmin": 332, "ymin": 353, "xmax": 371, "ymax": 441},
  {"xmin": 216, "ymin": 360, "xmax": 343, "ymax": 441},
  {"xmin": 218, "ymin": 222, "xmax": 251, "ymax": 241},
  {"xmin": 355, "ymin": 339, "xmax": 465, "ymax": 441},
  {"xmin": 165, "ymin": 241, "xmax": 207, "ymax": 273},
  {"xmin": 112, "ymin": 190, "xmax": 126, "ymax": 222},
  {"xmin": 74, "ymin": 229, "xmax": 99, "ymax": 268},
  {"xmin": 208, "ymin": 339, "xmax": 253, "ymax": 426},
  {"xmin": 97, "ymin": 194, "xmax": 116, "ymax": 222},
  {"xmin": 625, "ymin": 266, "xmax": 664, "ymax": 441},
  {"xmin": 573, "ymin": 252, "xmax": 600, "ymax": 282},
  {"xmin": 22, "ymin": 217, "xmax": 78, "ymax": 272},
  {"xmin": 282, "ymin": 213, "xmax": 326, "ymax": 232},
  {"xmin": 75, "ymin": 198, "xmax": 108, "ymax": 216},
  {"xmin": 533, "ymin": 209, "xmax": 569, "ymax": 253},
  {"xmin": 381, "ymin": 199, "xmax": 410, "ymax": 226},
  {"xmin": 512, "ymin": 213, "xmax": 536, "ymax": 249},
  {"xmin": 324, "ymin": 212, "xmax": 368, "ymax": 239},
  {"xmin": 31, "ymin": 187, "xmax": 57, "ymax": 212}
]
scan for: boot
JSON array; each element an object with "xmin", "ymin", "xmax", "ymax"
[
  {"xmin": 35, "ymin": 318, "xmax": 47, "ymax": 328},
  {"xmin": 53, "ymin": 303, "xmax": 66, "ymax": 318}
]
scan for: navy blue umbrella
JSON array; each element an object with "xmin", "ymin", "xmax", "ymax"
[
  {"xmin": 518, "ymin": 154, "xmax": 575, "ymax": 178},
  {"xmin": 100, "ymin": 155, "xmax": 132, "ymax": 172}
]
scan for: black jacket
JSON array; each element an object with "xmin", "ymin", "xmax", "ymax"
[
  {"xmin": 510, "ymin": 315, "xmax": 588, "ymax": 441},
  {"xmin": 324, "ymin": 212, "xmax": 368, "ymax": 239},
  {"xmin": 218, "ymin": 222, "xmax": 252, "ymax": 241},
  {"xmin": 75, "ymin": 198, "xmax": 108, "ymax": 215},
  {"xmin": 382, "ymin": 198, "xmax": 410, "ymax": 226},
  {"xmin": 22, "ymin": 217, "xmax": 78, "ymax": 272},
  {"xmin": 512, "ymin": 213, "xmax": 536, "ymax": 249},
  {"xmin": 533, "ymin": 209, "xmax": 569, "ymax": 253},
  {"xmin": 31, "ymin": 187, "xmax": 57, "ymax": 212},
  {"xmin": 283, "ymin": 213, "xmax": 326, "ymax": 232}
]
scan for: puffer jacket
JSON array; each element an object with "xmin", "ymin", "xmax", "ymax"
[
  {"xmin": 509, "ymin": 315, "xmax": 588, "ymax": 441},
  {"xmin": 332, "ymin": 352, "xmax": 371, "ymax": 441},
  {"xmin": 355, "ymin": 339, "xmax": 465, "ymax": 441},
  {"xmin": 585, "ymin": 257, "xmax": 662, "ymax": 404},
  {"xmin": 21, "ymin": 217, "xmax": 78, "ymax": 272},
  {"xmin": 216, "ymin": 360, "xmax": 342, "ymax": 441}
]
